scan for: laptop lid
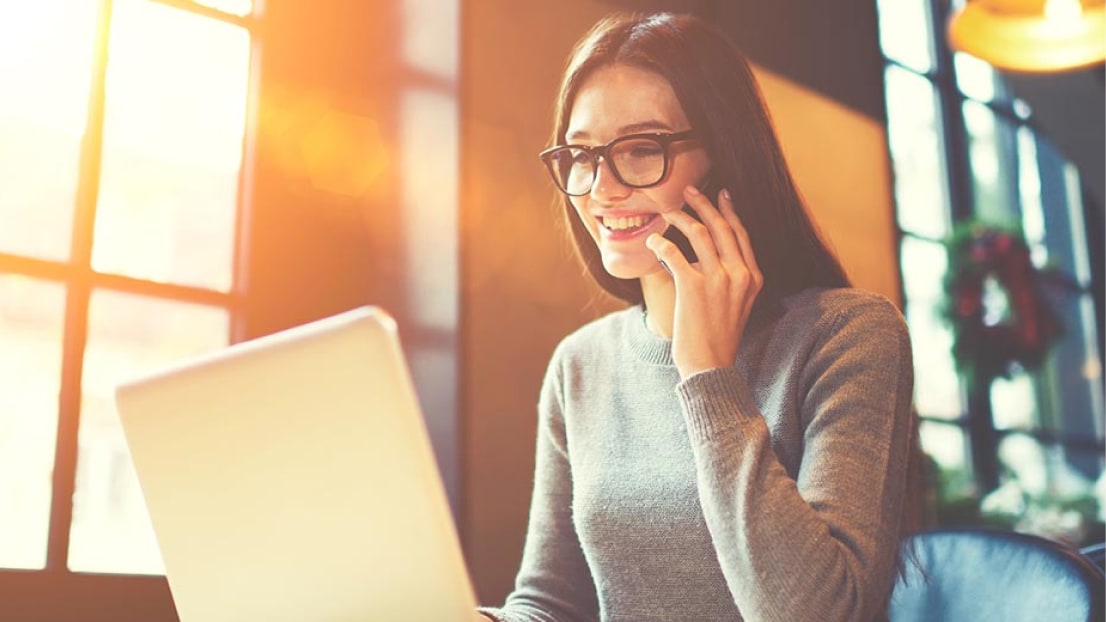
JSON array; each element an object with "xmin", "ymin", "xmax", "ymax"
[{"xmin": 115, "ymin": 306, "xmax": 477, "ymax": 622}]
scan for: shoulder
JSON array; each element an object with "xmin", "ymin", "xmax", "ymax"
[
  {"xmin": 538, "ymin": 306, "xmax": 639, "ymax": 409},
  {"xmin": 777, "ymin": 287, "xmax": 908, "ymax": 335},
  {"xmin": 552, "ymin": 305, "xmax": 639, "ymax": 359},
  {"xmin": 759, "ymin": 287, "xmax": 912, "ymax": 364},
  {"xmin": 769, "ymin": 288, "xmax": 914, "ymax": 392}
]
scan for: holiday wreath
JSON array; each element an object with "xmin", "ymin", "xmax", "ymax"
[{"xmin": 942, "ymin": 223, "xmax": 1071, "ymax": 385}]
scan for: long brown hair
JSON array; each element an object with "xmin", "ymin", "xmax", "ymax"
[{"xmin": 550, "ymin": 12, "xmax": 850, "ymax": 317}]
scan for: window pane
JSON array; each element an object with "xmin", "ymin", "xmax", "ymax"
[
  {"xmin": 884, "ymin": 66, "xmax": 952, "ymax": 239},
  {"xmin": 91, "ymin": 0, "xmax": 249, "ymax": 292},
  {"xmin": 901, "ymin": 237, "xmax": 965, "ymax": 420},
  {"xmin": 68, "ymin": 291, "xmax": 229, "ymax": 574},
  {"xmin": 900, "ymin": 235, "xmax": 948, "ymax": 301},
  {"xmin": 1035, "ymin": 137, "xmax": 1093, "ymax": 285},
  {"xmin": 997, "ymin": 434, "xmax": 1049, "ymax": 495},
  {"xmin": 1016, "ymin": 127, "xmax": 1049, "ymax": 266},
  {"xmin": 954, "ymin": 53, "xmax": 1002, "ymax": 102},
  {"xmin": 962, "ymin": 100, "xmax": 1019, "ymax": 225},
  {"xmin": 919, "ymin": 420, "xmax": 976, "ymax": 503},
  {"xmin": 990, "ymin": 372, "xmax": 1039, "ymax": 431},
  {"xmin": 1042, "ymin": 292, "xmax": 1106, "ymax": 479},
  {"xmin": 401, "ymin": 0, "xmax": 458, "ymax": 78},
  {"xmin": 906, "ymin": 301, "xmax": 964, "ymax": 420},
  {"xmin": 1031, "ymin": 138, "xmax": 1104, "ymax": 481},
  {"xmin": 0, "ymin": 0, "xmax": 98, "ymax": 261},
  {"xmin": 876, "ymin": 0, "xmax": 935, "ymax": 72},
  {"xmin": 0, "ymin": 276, "xmax": 65, "ymax": 570},
  {"xmin": 990, "ymin": 434, "xmax": 1099, "ymax": 544}
]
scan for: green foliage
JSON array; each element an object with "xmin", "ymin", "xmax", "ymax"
[{"xmin": 941, "ymin": 221, "xmax": 1071, "ymax": 387}]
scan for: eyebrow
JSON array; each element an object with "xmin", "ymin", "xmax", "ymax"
[{"xmin": 565, "ymin": 120, "xmax": 676, "ymax": 142}]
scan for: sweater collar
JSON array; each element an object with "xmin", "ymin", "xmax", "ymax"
[{"xmin": 627, "ymin": 305, "xmax": 676, "ymax": 366}]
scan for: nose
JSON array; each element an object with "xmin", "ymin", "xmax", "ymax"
[{"xmin": 589, "ymin": 156, "xmax": 631, "ymax": 204}]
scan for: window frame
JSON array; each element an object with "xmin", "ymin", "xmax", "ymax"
[
  {"xmin": 880, "ymin": 0, "xmax": 1105, "ymax": 515},
  {"xmin": 0, "ymin": 0, "xmax": 257, "ymax": 617}
]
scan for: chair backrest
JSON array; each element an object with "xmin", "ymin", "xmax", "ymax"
[
  {"xmin": 889, "ymin": 528, "xmax": 1105, "ymax": 622},
  {"xmin": 1080, "ymin": 542, "xmax": 1105, "ymax": 571}
]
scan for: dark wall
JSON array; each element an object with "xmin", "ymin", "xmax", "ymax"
[
  {"xmin": 1005, "ymin": 69, "xmax": 1106, "ymax": 205},
  {"xmin": 240, "ymin": 1, "xmax": 398, "ymax": 339},
  {"xmin": 599, "ymin": 0, "xmax": 888, "ymax": 121},
  {"xmin": 709, "ymin": 0, "xmax": 887, "ymax": 122}
]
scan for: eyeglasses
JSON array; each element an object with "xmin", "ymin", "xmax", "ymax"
[{"xmin": 538, "ymin": 130, "xmax": 697, "ymax": 196}]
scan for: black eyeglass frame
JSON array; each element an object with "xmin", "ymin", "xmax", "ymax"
[{"xmin": 538, "ymin": 130, "xmax": 698, "ymax": 197}]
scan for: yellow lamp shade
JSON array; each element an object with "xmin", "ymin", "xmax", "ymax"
[{"xmin": 948, "ymin": 0, "xmax": 1106, "ymax": 72}]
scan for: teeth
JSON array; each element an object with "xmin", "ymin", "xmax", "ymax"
[{"xmin": 603, "ymin": 215, "xmax": 649, "ymax": 231}]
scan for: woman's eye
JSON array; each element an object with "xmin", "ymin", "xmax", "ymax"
[{"xmin": 627, "ymin": 144, "xmax": 663, "ymax": 159}]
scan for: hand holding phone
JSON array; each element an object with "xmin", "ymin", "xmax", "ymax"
[{"xmin": 661, "ymin": 176, "xmax": 723, "ymax": 263}]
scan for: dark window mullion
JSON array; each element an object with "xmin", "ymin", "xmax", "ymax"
[
  {"xmin": 0, "ymin": 253, "xmax": 77, "ymax": 284},
  {"xmin": 928, "ymin": 0, "xmax": 1003, "ymax": 493},
  {"xmin": 148, "ymin": 0, "xmax": 255, "ymax": 29},
  {"xmin": 0, "ymin": 253, "xmax": 239, "ymax": 310},
  {"xmin": 918, "ymin": 412, "xmax": 1106, "ymax": 452},
  {"xmin": 898, "ymin": 228, "xmax": 947, "ymax": 247},
  {"xmin": 91, "ymin": 271, "xmax": 239, "ymax": 309},
  {"xmin": 1001, "ymin": 112, "xmax": 1023, "ymax": 225},
  {"xmin": 918, "ymin": 413, "xmax": 971, "ymax": 428},
  {"xmin": 883, "ymin": 56, "xmax": 938, "ymax": 82},
  {"xmin": 47, "ymin": 0, "xmax": 114, "ymax": 572},
  {"xmin": 228, "ymin": 30, "xmax": 262, "ymax": 345},
  {"xmin": 929, "ymin": 2, "xmax": 973, "ymax": 224}
]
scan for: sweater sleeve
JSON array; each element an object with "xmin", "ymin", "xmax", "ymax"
[
  {"xmin": 676, "ymin": 296, "xmax": 914, "ymax": 622},
  {"xmin": 478, "ymin": 349, "xmax": 600, "ymax": 622}
]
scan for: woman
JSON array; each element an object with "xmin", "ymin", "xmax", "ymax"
[{"xmin": 478, "ymin": 12, "xmax": 915, "ymax": 622}]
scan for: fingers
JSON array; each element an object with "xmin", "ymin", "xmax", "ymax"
[
  {"xmin": 715, "ymin": 188, "xmax": 762, "ymax": 281},
  {"xmin": 646, "ymin": 232, "xmax": 693, "ymax": 277},
  {"xmin": 650, "ymin": 184, "xmax": 763, "ymax": 297},
  {"xmin": 680, "ymin": 185, "xmax": 743, "ymax": 265},
  {"xmin": 659, "ymin": 207, "xmax": 720, "ymax": 272}
]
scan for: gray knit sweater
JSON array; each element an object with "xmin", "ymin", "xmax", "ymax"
[{"xmin": 479, "ymin": 287, "xmax": 915, "ymax": 622}]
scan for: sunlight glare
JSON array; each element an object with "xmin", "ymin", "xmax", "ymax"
[
  {"xmin": 0, "ymin": 0, "xmax": 98, "ymax": 133},
  {"xmin": 0, "ymin": 0, "xmax": 98, "ymax": 260},
  {"xmin": 89, "ymin": 0, "xmax": 250, "ymax": 291},
  {"xmin": 104, "ymin": 0, "xmax": 249, "ymax": 170}
]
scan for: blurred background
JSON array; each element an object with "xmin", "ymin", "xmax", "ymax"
[{"xmin": 0, "ymin": 0, "xmax": 1101, "ymax": 619}]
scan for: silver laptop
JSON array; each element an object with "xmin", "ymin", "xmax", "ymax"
[{"xmin": 115, "ymin": 306, "xmax": 479, "ymax": 622}]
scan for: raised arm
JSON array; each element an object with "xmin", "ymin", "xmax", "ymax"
[{"xmin": 678, "ymin": 295, "xmax": 914, "ymax": 621}]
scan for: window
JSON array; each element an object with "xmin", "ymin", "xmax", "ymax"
[
  {"xmin": 0, "ymin": 0, "xmax": 253, "ymax": 598},
  {"xmin": 877, "ymin": 0, "xmax": 1104, "ymax": 543}
]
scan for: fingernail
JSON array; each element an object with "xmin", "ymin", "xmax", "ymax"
[
  {"xmin": 722, "ymin": 188, "xmax": 731, "ymax": 201},
  {"xmin": 685, "ymin": 185, "xmax": 700, "ymax": 196}
]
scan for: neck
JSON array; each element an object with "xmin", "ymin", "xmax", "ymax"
[{"xmin": 640, "ymin": 271, "xmax": 676, "ymax": 338}]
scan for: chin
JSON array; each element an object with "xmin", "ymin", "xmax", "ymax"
[{"xmin": 600, "ymin": 253, "xmax": 660, "ymax": 280}]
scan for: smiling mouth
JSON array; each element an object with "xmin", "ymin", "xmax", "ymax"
[{"xmin": 601, "ymin": 214, "xmax": 658, "ymax": 234}]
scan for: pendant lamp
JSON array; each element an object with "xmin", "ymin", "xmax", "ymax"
[{"xmin": 947, "ymin": 0, "xmax": 1106, "ymax": 72}]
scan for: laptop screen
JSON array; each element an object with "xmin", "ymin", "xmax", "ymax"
[{"xmin": 115, "ymin": 306, "xmax": 477, "ymax": 622}]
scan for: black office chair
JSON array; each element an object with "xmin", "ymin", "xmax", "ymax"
[{"xmin": 888, "ymin": 527, "xmax": 1105, "ymax": 621}]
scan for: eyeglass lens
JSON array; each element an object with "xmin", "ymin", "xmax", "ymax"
[{"xmin": 548, "ymin": 136, "xmax": 667, "ymax": 195}]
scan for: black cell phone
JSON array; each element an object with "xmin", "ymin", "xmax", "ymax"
[{"xmin": 662, "ymin": 176, "xmax": 723, "ymax": 263}]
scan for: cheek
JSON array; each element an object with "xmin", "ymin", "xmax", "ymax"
[
  {"xmin": 647, "ymin": 186, "xmax": 689, "ymax": 213},
  {"xmin": 570, "ymin": 198, "xmax": 599, "ymax": 240}
]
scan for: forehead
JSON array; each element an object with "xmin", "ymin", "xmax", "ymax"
[{"xmin": 566, "ymin": 63, "xmax": 689, "ymax": 141}]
